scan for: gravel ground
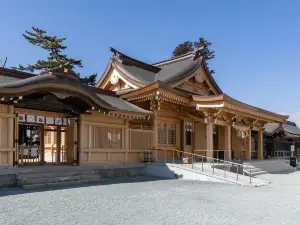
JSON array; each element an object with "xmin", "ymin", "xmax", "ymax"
[{"xmin": 1, "ymin": 172, "xmax": 300, "ymax": 225}]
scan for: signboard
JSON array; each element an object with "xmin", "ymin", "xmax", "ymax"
[
  {"xmin": 16, "ymin": 113, "xmax": 70, "ymax": 126},
  {"xmin": 36, "ymin": 116, "xmax": 45, "ymax": 124},
  {"xmin": 46, "ymin": 117, "xmax": 55, "ymax": 125},
  {"xmin": 26, "ymin": 115, "xmax": 36, "ymax": 123},
  {"xmin": 63, "ymin": 118, "xmax": 69, "ymax": 126},
  {"xmin": 22, "ymin": 147, "xmax": 29, "ymax": 156},
  {"xmin": 31, "ymin": 148, "xmax": 38, "ymax": 157},
  {"xmin": 55, "ymin": 117, "xmax": 63, "ymax": 125},
  {"xmin": 291, "ymin": 145, "xmax": 295, "ymax": 152},
  {"xmin": 18, "ymin": 114, "xmax": 26, "ymax": 122}
]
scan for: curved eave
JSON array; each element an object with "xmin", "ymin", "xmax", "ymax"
[
  {"xmin": 161, "ymin": 56, "xmax": 202, "ymax": 85},
  {"xmin": 95, "ymin": 59, "xmax": 147, "ymax": 89},
  {"xmin": 95, "ymin": 59, "xmax": 113, "ymax": 88},
  {"xmin": 201, "ymin": 58, "xmax": 222, "ymax": 94},
  {"xmin": 193, "ymin": 94, "xmax": 288, "ymax": 123},
  {"xmin": 284, "ymin": 130, "xmax": 300, "ymax": 137},
  {"xmin": 0, "ymin": 77, "xmax": 117, "ymax": 111},
  {"xmin": 112, "ymin": 62, "xmax": 146, "ymax": 88}
]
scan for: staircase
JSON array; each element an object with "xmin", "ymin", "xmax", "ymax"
[
  {"xmin": 17, "ymin": 168, "xmax": 101, "ymax": 189},
  {"xmin": 243, "ymin": 160, "xmax": 296, "ymax": 176},
  {"xmin": 152, "ymin": 149, "xmax": 270, "ymax": 186},
  {"xmin": 147, "ymin": 162, "xmax": 269, "ymax": 187},
  {"xmin": 15, "ymin": 164, "xmax": 146, "ymax": 189}
]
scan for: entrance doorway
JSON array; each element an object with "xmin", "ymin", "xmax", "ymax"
[
  {"xmin": 18, "ymin": 124, "xmax": 70, "ymax": 165},
  {"xmin": 18, "ymin": 124, "xmax": 41, "ymax": 164},
  {"xmin": 44, "ymin": 126, "xmax": 67, "ymax": 164}
]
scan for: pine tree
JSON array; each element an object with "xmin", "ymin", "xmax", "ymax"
[
  {"xmin": 172, "ymin": 37, "xmax": 215, "ymax": 74},
  {"xmin": 12, "ymin": 27, "xmax": 96, "ymax": 86},
  {"xmin": 172, "ymin": 41, "xmax": 194, "ymax": 57}
]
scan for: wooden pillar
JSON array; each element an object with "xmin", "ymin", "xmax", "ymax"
[
  {"xmin": 56, "ymin": 126, "xmax": 61, "ymax": 163},
  {"xmin": 88, "ymin": 125, "xmax": 92, "ymax": 163},
  {"xmin": 73, "ymin": 118, "xmax": 78, "ymax": 164},
  {"xmin": 124, "ymin": 120, "xmax": 129, "ymax": 163},
  {"xmin": 205, "ymin": 116, "xmax": 213, "ymax": 160},
  {"xmin": 79, "ymin": 116, "xmax": 84, "ymax": 164},
  {"xmin": 246, "ymin": 129, "xmax": 252, "ymax": 160},
  {"xmin": 153, "ymin": 116, "xmax": 158, "ymax": 161},
  {"xmin": 14, "ymin": 115, "xmax": 19, "ymax": 166},
  {"xmin": 8, "ymin": 105, "xmax": 14, "ymax": 166},
  {"xmin": 40, "ymin": 124, "xmax": 45, "ymax": 163},
  {"xmin": 224, "ymin": 125, "xmax": 231, "ymax": 161},
  {"xmin": 258, "ymin": 130, "xmax": 263, "ymax": 160}
]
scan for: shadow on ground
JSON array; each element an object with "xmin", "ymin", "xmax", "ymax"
[{"xmin": 0, "ymin": 175, "xmax": 171, "ymax": 197}]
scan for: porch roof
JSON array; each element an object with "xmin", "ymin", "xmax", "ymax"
[
  {"xmin": 0, "ymin": 67, "xmax": 152, "ymax": 116},
  {"xmin": 192, "ymin": 94, "xmax": 288, "ymax": 123}
]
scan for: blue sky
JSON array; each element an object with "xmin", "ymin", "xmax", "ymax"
[{"xmin": 1, "ymin": 0, "xmax": 300, "ymax": 116}]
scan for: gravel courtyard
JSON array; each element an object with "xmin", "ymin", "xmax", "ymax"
[{"xmin": 1, "ymin": 172, "xmax": 300, "ymax": 225}]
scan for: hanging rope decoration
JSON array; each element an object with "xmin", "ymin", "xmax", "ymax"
[{"xmin": 232, "ymin": 122, "xmax": 249, "ymax": 139}]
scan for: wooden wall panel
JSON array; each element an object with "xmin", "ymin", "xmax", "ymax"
[
  {"xmin": 127, "ymin": 152, "xmax": 141, "ymax": 162},
  {"xmin": 194, "ymin": 122, "xmax": 206, "ymax": 150},
  {"xmin": 0, "ymin": 104, "xmax": 14, "ymax": 166},
  {"xmin": 0, "ymin": 152, "xmax": 8, "ymax": 163},
  {"xmin": 110, "ymin": 152, "xmax": 125, "ymax": 162},
  {"xmin": 83, "ymin": 152, "xmax": 89, "ymax": 162},
  {"xmin": 91, "ymin": 152, "xmax": 107, "ymax": 162},
  {"xmin": 83, "ymin": 125, "xmax": 89, "ymax": 148},
  {"xmin": 130, "ymin": 131, "xmax": 153, "ymax": 149},
  {"xmin": 1, "ymin": 118, "xmax": 8, "ymax": 147}
]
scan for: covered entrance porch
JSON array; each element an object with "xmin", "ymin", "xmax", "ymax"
[
  {"xmin": 0, "ymin": 65, "xmax": 117, "ymax": 167},
  {"xmin": 17, "ymin": 121, "xmax": 74, "ymax": 165}
]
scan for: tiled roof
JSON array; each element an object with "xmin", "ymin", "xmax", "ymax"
[
  {"xmin": 0, "ymin": 68, "xmax": 152, "ymax": 115},
  {"xmin": 95, "ymin": 93, "xmax": 152, "ymax": 114},
  {"xmin": 264, "ymin": 121, "xmax": 300, "ymax": 137}
]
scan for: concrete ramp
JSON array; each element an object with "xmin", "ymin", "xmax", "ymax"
[
  {"xmin": 146, "ymin": 163, "xmax": 269, "ymax": 187},
  {"xmin": 244, "ymin": 160, "xmax": 296, "ymax": 176}
]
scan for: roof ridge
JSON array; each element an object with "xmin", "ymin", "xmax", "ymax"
[
  {"xmin": 0, "ymin": 67, "xmax": 36, "ymax": 79},
  {"xmin": 152, "ymin": 52, "xmax": 195, "ymax": 66},
  {"xmin": 110, "ymin": 47, "xmax": 161, "ymax": 73}
]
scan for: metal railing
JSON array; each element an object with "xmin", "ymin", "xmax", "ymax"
[
  {"xmin": 273, "ymin": 150, "xmax": 291, "ymax": 160},
  {"xmin": 147, "ymin": 149, "xmax": 254, "ymax": 184}
]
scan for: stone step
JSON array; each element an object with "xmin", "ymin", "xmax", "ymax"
[
  {"xmin": 22, "ymin": 178, "xmax": 103, "ymax": 190},
  {"xmin": 18, "ymin": 174, "xmax": 101, "ymax": 186},
  {"xmin": 17, "ymin": 169, "xmax": 96, "ymax": 179}
]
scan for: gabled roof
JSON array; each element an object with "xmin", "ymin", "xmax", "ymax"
[
  {"xmin": 264, "ymin": 121, "xmax": 300, "ymax": 137},
  {"xmin": 0, "ymin": 67, "xmax": 152, "ymax": 115},
  {"xmin": 96, "ymin": 48, "xmax": 222, "ymax": 94}
]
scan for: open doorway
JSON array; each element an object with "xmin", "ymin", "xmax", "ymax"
[
  {"xmin": 18, "ymin": 124, "xmax": 71, "ymax": 165},
  {"xmin": 18, "ymin": 124, "xmax": 41, "ymax": 164},
  {"xmin": 44, "ymin": 126, "xmax": 67, "ymax": 163}
]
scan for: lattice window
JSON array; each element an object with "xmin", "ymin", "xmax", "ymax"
[
  {"xmin": 44, "ymin": 131, "xmax": 51, "ymax": 145},
  {"xmin": 158, "ymin": 122, "xmax": 176, "ymax": 145},
  {"xmin": 95, "ymin": 127, "xmax": 122, "ymax": 149}
]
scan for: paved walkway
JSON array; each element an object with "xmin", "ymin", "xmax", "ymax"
[{"xmin": 1, "ymin": 173, "xmax": 300, "ymax": 225}]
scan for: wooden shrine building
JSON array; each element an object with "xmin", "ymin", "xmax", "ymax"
[{"xmin": 0, "ymin": 47, "xmax": 289, "ymax": 167}]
